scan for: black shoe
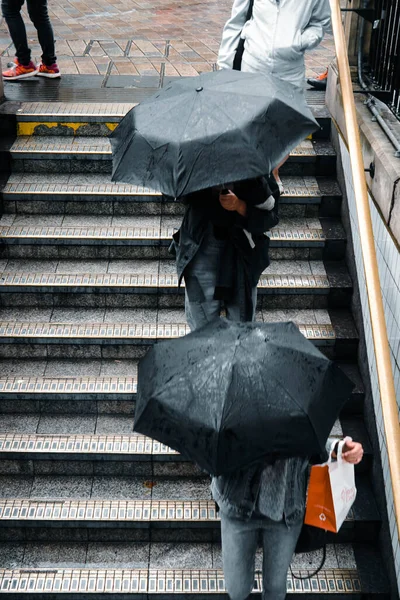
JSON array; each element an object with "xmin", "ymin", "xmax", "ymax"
[{"xmin": 307, "ymin": 69, "xmax": 328, "ymax": 90}]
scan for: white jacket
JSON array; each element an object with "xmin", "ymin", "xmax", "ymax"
[{"xmin": 218, "ymin": 0, "xmax": 331, "ymax": 87}]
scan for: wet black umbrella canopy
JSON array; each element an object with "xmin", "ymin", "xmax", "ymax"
[
  {"xmin": 135, "ymin": 319, "xmax": 354, "ymax": 476},
  {"xmin": 111, "ymin": 69, "xmax": 319, "ymax": 198}
]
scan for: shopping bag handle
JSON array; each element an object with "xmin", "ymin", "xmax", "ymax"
[
  {"xmin": 328, "ymin": 437, "xmax": 352, "ymax": 464},
  {"xmin": 290, "ymin": 545, "xmax": 326, "ymax": 580}
]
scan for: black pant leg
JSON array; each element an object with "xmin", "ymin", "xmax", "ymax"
[
  {"xmin": 1, "ymin": 0, "xmax": 31, "ymax": 66},
  {"xmin": 26, "ymin": 0, "xmax": 56, "ymax": 65}
]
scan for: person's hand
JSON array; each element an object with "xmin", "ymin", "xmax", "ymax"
[
  {"xmin": 341, "ymin": 437, "xmax": 364, "ymax": 464},
  {"xmin": 219, "ymin": 190, "xmax": 241, "ymax": 211},
  {"xmin": 219, "ymin": 190, "xmax": 247, "ymax": 216}
]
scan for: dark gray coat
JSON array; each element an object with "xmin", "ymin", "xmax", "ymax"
[
  {"xmin": 211, "ymin": 440, "xmax": 334, "ymax": 526},
  {"xmin": 170, "ymin": 176, "xmax": 280, "ymax": 287}
]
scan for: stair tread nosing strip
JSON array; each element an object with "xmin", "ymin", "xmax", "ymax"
[
  {"xmin": 0, "ymin": 433, "xmax": 177, "ymax": 455},
  {"xmin": 0, "ymin": 376, "xmax": 137, "ymax": 394},
  {"xmin": 0, "ymin": 499, "xmax": 218, "ymax": 522},
  {"xmin": 0, "ymin": 498, "xmax": 356, "ymax": 524},
  {"xmin": 0, "ymin": 567, "xmax": 362, "ymax": 594},
  {"xmin": 0, "ymin": 322, "xmax": 336, "ymax": 339},
  {"xmin": 0, "ymin": 226, "xmax": 325, "ymax": 242},
  {"xmin": 10, "ymin": 138, "xmax": 317, "ymax": 157},
  {"xmin": 0, "ymin": 273, "xmax": 331, "ymax": 289}
]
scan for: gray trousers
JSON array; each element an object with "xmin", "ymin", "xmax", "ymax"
[
  {"xmin": 221, "ymin": 512, "xmax": 302, "ymax": 600},
  {"xmin": 184, "ymin": 225, "xmax": 257, "ymax": 331}
]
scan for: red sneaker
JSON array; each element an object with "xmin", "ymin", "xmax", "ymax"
[
  {"xmin": 2, "ymin": 60, "xmax": 38, "ymax": 81},
  {"xmin": 37, "ymin": 63, "xmax": 61, "ymax": 78}
]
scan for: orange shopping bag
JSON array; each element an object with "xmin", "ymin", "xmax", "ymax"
[{"xmin": 304, "ymin": 439, "xmax": 357, "ymax": 533}]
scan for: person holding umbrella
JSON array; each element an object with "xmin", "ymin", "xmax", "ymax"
[
  {"xmin": 217, "ymin": 0, "xmax": 331, "ymax": 192},
  {"xmin": 135, "ymin": 317, "xmax": 365, "ymax": 600},
  {"xmin": 111, "ymin": 68, "xmax": 320, "ymax": 325},
  {"xmin": 212, "ymin": 436, "xmax": 363, "ymax": 600},
  {"xmin": 171, "ymin": 175, "xmax": 280, "ymax": 328}
]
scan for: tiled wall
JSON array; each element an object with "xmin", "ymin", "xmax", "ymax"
[{"xmin": 339, "ymin": 135, "xmax": 400, "ymax": 593}]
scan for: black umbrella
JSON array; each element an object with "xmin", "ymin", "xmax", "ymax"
[
  {"xmin": 110, "ymin": 70, "xmax": 318, "ymax": 198},
  {"xmin": 135, "ymin": 319, "xmax": 354, "ymax": 476}
]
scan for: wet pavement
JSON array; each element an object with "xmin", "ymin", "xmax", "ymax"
[{"xmin": 0, "ymin": 0, "xmax": 335, "ymax": 78}]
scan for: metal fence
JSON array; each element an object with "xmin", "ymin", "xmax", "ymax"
[{"xmin": 367, "ymin": 0, "xmax": 400, "ymax": 117}]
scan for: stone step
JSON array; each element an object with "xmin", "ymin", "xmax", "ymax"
[
  {"xmin": 9, "ymin": 137, "xmax": 336, "ymax": 176},
  {"xmin": 0, "ymin": 259, "xmax": 353, "ymax": 310},
  {"xmin": 0, "ymin": 537, "xmax": 389, "ymax": 598},
  {"xmin": 0, "ymin": 101, "xmax": 135, "ymax": 140},
  {"xmin": 0, "ymin": 216, "xmax": 346, "ymax": 262},
  {"xmin": 0, "ymin": 563, "xmax": 388, "ymax": 598},
  {"xmin": 2, "ymin": 174, "xmax": 343, "ymax": 218},
  {"xmin": 0, "ymin": 431, "xmax": 190, "ymax": 477},
  {"xmin": 0, "ymin": 95, "xmax": 331, "ymax": 139},
  {"xmin": 0, "ymin": 307, "xmax": 358, "ymax": 360},
  {"xmin": 0, "ymin": 474, "xmax": 379, "ymax": 543},
  {"xmin": 0, "ymin": 569, "xmax": 364, "ymax": 598},
  {"xmin": 0, "ymin": 414, "xmax": 371, "ymax": 476},
  {"xmin": 0, "ymin": 358, "xmax": 365, "ymax": 416}
]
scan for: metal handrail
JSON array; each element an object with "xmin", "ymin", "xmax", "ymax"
[{"xmin": 329, "ymin": 0, "xmax": 400, "ymax": 541}]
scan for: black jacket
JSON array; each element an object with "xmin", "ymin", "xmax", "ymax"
[{"xmin": 169, "ymin": 175, "xmax": 280, "ymax": 320}]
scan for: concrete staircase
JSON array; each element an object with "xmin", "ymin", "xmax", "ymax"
[{"xmin": 0, "ymin": 93, "xmax": 390, "ymax": 597}]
